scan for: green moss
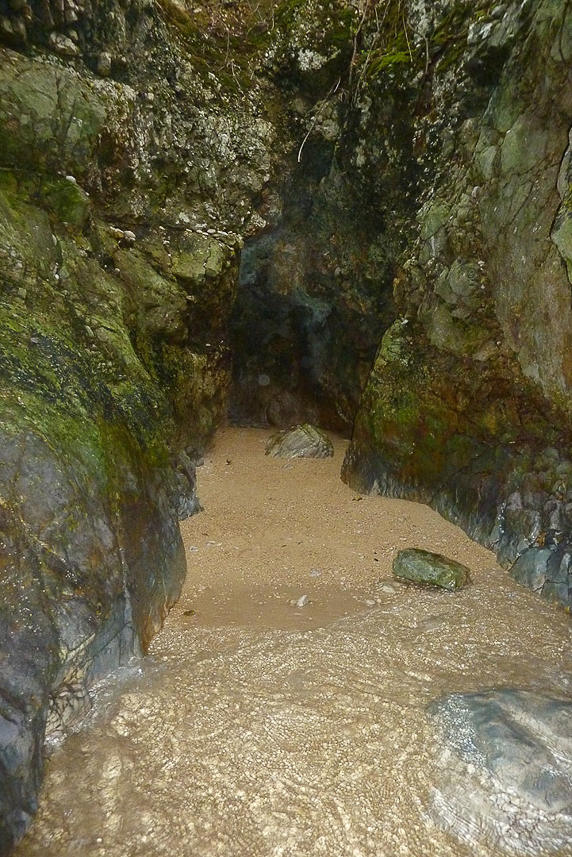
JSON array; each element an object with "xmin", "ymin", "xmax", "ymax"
[
  {"xmin": 0, "ymin": 169, "xmax": 182, "ymax": 488},
  {"xmin": 40, "ymin": 177, "xmax": 91, "ymax": 230},
  {"xmin": 154, "ymin": 0, "xmax": 275, "ymax": 89},
  {"xmin": 355, "ymin": 0, "xmax": 498, "ymax": 84}
]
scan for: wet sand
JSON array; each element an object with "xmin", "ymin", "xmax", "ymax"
[{"xmin": 15, "ymin": 427, "xmax": 572, "ymax": 857}]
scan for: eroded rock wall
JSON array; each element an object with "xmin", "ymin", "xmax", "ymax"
[
  {"xmin": 343, "ymin": 0, "xmax": 572, "ymax": 608},
  {"xmin": 0, "ymin": 0, "xmax": 292, "ymax": 848},
  {"xmin": 228, "ymin": 2, "xmax": 407, "ymax": 433}
]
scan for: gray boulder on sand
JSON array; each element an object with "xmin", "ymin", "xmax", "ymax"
[
  {"xmin": 265, "ymin": 424, "xmax": 334, "ymax": 459},
  {"xmin": 392, "ymin": 548, "xmax": 471, "ymax": 591}
]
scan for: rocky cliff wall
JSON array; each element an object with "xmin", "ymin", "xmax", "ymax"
[
  {"xmin": 0, "ymin": 0, "xmax": 291, "ymax": 848},
  {"xmin": 342, "ymin": 0, "xmax": 572, "ymax": 608}
]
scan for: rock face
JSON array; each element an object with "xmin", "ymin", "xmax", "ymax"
[
  {"xmin": 265, "ymin": 424, "xmax": 334, "ymax": 459},
  {"xmin": 0, "ymin": 0, "xmax": 291, "ymax": 849},
  {"xmin": 228, "ymin": 143, "xmax": 396, "ymax": 433},
  {"xmin": 429, "ymin": 689, "xmax": 572, "ymax": 854},
  {"xmin": 341, "ymin": 0, "xmax": 572, "ymax": 609},
  {"xmin": 392, "ymin": 549, "xmax": 471, "ymax": 590}
]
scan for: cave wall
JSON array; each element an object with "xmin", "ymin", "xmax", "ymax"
[
  {"xmin": 228, "ymin": 2, "xmax": 418, "ymax": 434},
  {"xmin": 228, "ymin": 136, "xmax": 397, "ymax": 433},
  {"xmin": 342, "ymin": 0, "xmax": 572, "ymax": 608},
  {"xmin": 0, "ymin": 0, "xmax": 295, "ymax": 849}
]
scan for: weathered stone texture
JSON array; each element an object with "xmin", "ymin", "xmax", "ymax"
[
  {"xmin": 343, "ymin": 0, "xmax": 572, "ymax": 611},
  {"xmin": 0, "ymin": 0, "xmax": 289, "ymax": 848}
]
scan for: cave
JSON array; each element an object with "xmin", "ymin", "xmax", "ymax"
[
  {"xmin": 227, "ymin": 133, "xmax": 397, "ymax": 434},
  {"xmin": 1, "ymin": 0, "xmax": 572, "ymax": 854}
]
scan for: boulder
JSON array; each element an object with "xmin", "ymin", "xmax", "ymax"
[
  {"xmin": 392, "ymin": 548, "xmax": 471, "ymax": 591},
  {"xmin": 265, "ymin": 424, "xmax": 334, "ymax": 459}
]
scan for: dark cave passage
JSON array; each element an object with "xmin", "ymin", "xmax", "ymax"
[{"xmin": 227, "ymin": 137, "xmax": 398, "ymax": 435}]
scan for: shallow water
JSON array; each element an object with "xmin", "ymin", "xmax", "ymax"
[{"xmin": 15, "ymin": 429, "xmax": 572, "ymax": 857}]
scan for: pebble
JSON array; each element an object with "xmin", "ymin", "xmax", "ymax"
[
  {"xmin": 377, "ymin": 582, "xmax": 398, "ymax": 594},
  {"xmin": 296, "ymin": 595, "xmax": 309, "ymax": 608},
  {"xmin": 309, "ymin": 568, "xmax": 321, "ymax": 578}
]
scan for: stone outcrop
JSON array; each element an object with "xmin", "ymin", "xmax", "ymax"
[
  {"xmin": 342, "ymin": 0, "xmax": 572, "ymax": 609},
  {"xmin": 429, "ymin": 689, "xmax": 572, "ymax": 853},
  {"xmin": 0, "ymin": 0, "xmax": 292, "ymax": 848}
]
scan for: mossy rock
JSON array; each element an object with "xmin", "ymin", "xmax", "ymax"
[
  {"xmin": 40, "ymin": 177, "xmax": 91, "ymax": 229},
  {"xmin": 393, "ymin": 548, "xmax": 472, "ymax": 591}
]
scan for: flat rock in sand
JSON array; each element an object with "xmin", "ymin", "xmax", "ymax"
[
  {"xmin": 265, "ymin": 424, "xmax": 334, "ymax": 459},
  {"xmin": 392, "ymin": 548, "xmax": 471, "ymax": 591}
]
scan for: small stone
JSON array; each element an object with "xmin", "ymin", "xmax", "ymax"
[
  {"xmin": 49, "ymin": 32, "xmax": 80, "ymax": 56},
  {"xmin": 377, "ymin": 582, "xmax": 398, "ymax": 594},
  {"xmin": 97, "ymin": 52, "xmax": 112, "ymax": 77},
  {"xmin": 123, "ymin": 230, "xmax": 136, "ymax": 242},
  {"xmin": 0, "ymin": 16, "xmax": 14, "ymax": 37},
  {"xmin": 392, "ymin": 548, "xmax": 471, "ymax": 591},
  {"xmin": 365, "ymin": 599, "xmax": 376, "ymax": 607},
  {"xmin": 296, "ymin": 595, "xmax": 309, "ymax": 608},
  {"xmin": 309, "ymin": 568, "xmax": 321, "ymax": 578}
]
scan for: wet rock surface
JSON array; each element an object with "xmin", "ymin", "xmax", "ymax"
[
  {"xmin": 265, "ymin": 424, "xmax": 334, "ymax": 459},
  {"xmin": 342, "ymin": 0, "xmax": 572, "ymax": 611},
  {"xmin": 393, "ymin": 548, "xmax": 471, "ymax": 590},
  {"xmin": 0, "ymin": 420, "xmax": 186, "ymax": 854},
  {"xmin": 429, "ymin": 689, "xmax": 572, "ymax": 855}
]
